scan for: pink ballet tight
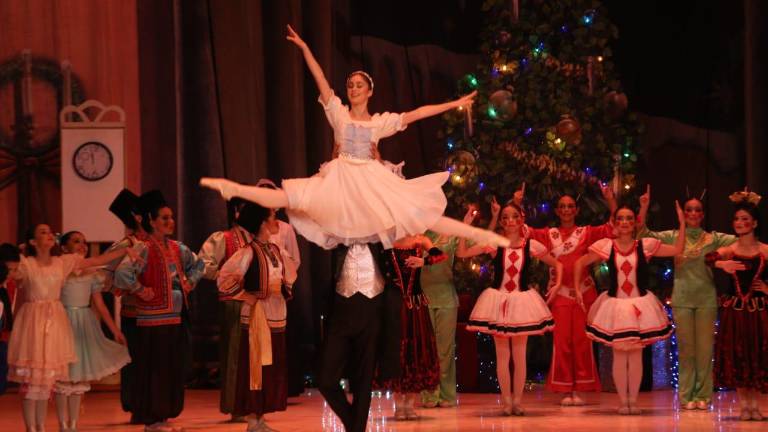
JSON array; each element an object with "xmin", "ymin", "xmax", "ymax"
[
  {"xmin": 612, "ymin": 348, "xmax": 642, "ymax": 409},
  {"xmin": 493, "ymin": 335, "xmax": 527, "ymax": 405}
]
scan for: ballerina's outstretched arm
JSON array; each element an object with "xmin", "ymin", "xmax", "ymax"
[
  {"xmin": 286, "ymin": 24, "xmax": 333, "ymax": 105},
  {"xmin": 401, "ymin": 90, "xmax": 477, "ymax": 127}
]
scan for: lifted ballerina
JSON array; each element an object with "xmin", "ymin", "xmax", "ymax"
[{"xmin": 201, "ymin": 25, "xmax": 508, "ymax": 252}]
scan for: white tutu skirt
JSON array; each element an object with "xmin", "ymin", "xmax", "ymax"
[
  {"xmin": 466, "ymin": 288, "xmax": 554, "ymax": 336},
  {"xmin": 283, "ymin": 156, "xmax": 448, "ymax": 249},
  {"xmin": 586, "ymin": 291, "xmax": 673, "ymax": 350}
]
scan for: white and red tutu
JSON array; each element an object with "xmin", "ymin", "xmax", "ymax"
[
  {"xmin": 585, "ymin": 291, "xmax": 672, "ymax": 350},
  {"xmin": 467, "ymin": 287, "xmax": 554, "ymax": 336}
]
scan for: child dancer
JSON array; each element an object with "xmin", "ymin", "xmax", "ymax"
[
  {"xmin": 575, "ymin": 203, "xmax": 684, "ymax": 414},
  {"xmin": 54, "ymin": 231, "xmax": 131, "ymax": 432},
  {"xmin": 7, "ymin": 224, "xmax": 137, "ymax": 432},
  {"xmin": 460, "ymin": 202, "xmax": 562, "ymax": 415}
]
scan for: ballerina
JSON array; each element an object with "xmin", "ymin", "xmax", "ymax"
[
  {"xmin": 461, "ymin": 202, "xmax": 562, "ymax": 416},
  {"xmin": 200, "ymin": 25, "xmax": 508, "ymax": 250},
  {"xmin": 574, "ymin": 202, "xmax": 685, "ymax": 415}
]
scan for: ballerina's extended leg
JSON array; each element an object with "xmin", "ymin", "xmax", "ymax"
[
  {"xmin": 431, "ymin": 216, "xmax": 510, "ymax": 248},
  {"xmin": 200, "ymin": 177, "xmax": 289, "ymax": 208},
  {"xmin": 201, "ymin": 178, "xmax": 509, "ymax": 248}
]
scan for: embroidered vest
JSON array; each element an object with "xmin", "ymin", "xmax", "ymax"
[{"xmin": 136, "ymin": 238, "xmax": 190, "ymax": 326}]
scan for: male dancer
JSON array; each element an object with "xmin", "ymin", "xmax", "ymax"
[{"xmin": 316, "ymin": 242, "xmax": 401, "ymax": 432}]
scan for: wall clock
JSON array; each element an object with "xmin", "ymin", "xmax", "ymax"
[{"xmin": 72, "ymin": 141, "xmax": 113, "ymax": 181}]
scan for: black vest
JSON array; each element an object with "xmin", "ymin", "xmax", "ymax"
[
  {"xmin": 607, "ymin": 240, "xmax": 648, "ymax": 297},
  {"xmin": 491, "ymin": 241, "xmax": 532, "ymax": 291}
]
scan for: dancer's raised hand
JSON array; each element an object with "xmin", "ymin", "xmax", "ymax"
[
  {"xmin": 638, "ymin": 185, "xmax": 651, "ymax": 208},
  {"xmin": 456, "ymin": 90, "xmax": 477, "ymax": 109},
  {"xmin": 675, "ymin": 200, "xmax": 684, "ymax": 225},
  {"xmin": 463, "ymin": 204, "xmax": 479, "ymax": 224},
  {"xmin": 490, "ymin": 196, "xmax": 501, "ymax": 218},
  {"xmin": 286, "ymin": 24, "xmax": 307, "ymax": 49}
]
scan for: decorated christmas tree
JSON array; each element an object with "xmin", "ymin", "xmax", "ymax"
[{"xmin": 441, "ymin": 0, "xmax": 643, "ymax": 293}]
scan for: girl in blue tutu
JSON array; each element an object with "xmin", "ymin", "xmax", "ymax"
[{"xmin": 54, "ymin": 231, "xmax": 131, "ymax": 432}]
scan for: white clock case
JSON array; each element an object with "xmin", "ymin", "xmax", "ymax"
[{"xmin": 60, "ymin": 100, "xmax": 126, "ymax": 242}]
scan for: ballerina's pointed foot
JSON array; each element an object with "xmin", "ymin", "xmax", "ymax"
[
  {"xmin": 472, "ymin": 228, "xmax": 511, "ymax": 248},
  {"xmin": 200, "ymin": 177, "xmax": 239, "ymax": 200}
]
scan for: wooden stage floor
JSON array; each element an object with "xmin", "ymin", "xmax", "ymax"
[{"xmin": 0, "ymin": 387, "xmax": 765, "ymax": 431}]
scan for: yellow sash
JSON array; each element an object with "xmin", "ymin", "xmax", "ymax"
[{"xmin": 248, "ymin": 300, "xmax": 272, "ymax": 390}]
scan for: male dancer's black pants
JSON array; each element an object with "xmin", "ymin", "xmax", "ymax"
[{"xmin": 317, "ymin": 292, "xmax": 383, "ymax": 432}]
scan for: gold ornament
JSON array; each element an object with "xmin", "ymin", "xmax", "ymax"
[
  {"xmin": 604, "ymin": 91, "xmax": 629, "ymax": 119},
  {"xmin": 445, "ymin": 150, "xmax": 477, "ymax": 187},
  {"xmin": 489, "ymin": 89, "xmax": 517, "ymax": 121}
]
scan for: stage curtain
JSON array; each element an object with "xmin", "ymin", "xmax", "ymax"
[{"xmin": 0, "ymin": 0, "xmax": 142, "ymax": 241}]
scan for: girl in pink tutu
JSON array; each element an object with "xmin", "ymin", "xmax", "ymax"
[
  {"xmin": 574, "ymin": 203, "xmax": 685, "ymax": 415},
  {"xmin": 460, "ymin": 202, "xmax": 562, "ymax": 415},
  {"xmin": 7, "ymin": 224, "xmax": 138, "ymax": 432},
  {"xmin": 200, "ymin": 25, "xmax": 508, "ymax": 251}
]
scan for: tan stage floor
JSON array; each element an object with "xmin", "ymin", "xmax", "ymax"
[{"xmin": 0, "ymin": 388, "xmax": 765, "ymax": 431}]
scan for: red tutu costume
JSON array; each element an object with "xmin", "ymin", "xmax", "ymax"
[
  {"xmin": 585, "ymin": 239, "xmax": 673, "ymax": 350},
  {"xmin": 467, "ymin": 240, "xmax": 554, "ymax": 336},
  {"xmin": 377, "ymin": 247, "xmax": 441, "ymax": 393},
  {"xmin": 713, "ymin": 254, "xmax": 768, "ymax": 392}
]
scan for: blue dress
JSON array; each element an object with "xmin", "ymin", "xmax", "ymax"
[{"xmin": 62, "ymin": 271, "xmax": 131, "ymax": 382}]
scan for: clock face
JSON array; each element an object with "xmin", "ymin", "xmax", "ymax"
[{"xmin": 72, "ymin": 141, "xmax": 113, "ymax": 181}]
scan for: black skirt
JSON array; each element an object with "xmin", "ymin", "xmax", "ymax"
[
  {"xmin": 130, "ymin": 323, "xmax": 189, "ymax": 425},
  {"xmin": 233, "ymin": 326, "xmax": 287, "ymax": 416}
]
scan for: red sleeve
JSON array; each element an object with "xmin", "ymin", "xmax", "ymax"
[
  {"xmin": 586, "ymin": 222, "xmax": 615, "ymax": 245},
  {"xmin": 528, "ymin": 226, "xmax": 551, "ymax": 249}
]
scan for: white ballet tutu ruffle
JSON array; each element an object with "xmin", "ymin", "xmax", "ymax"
[
  {"xmin": 466, "ymin": 288, "xmax": 554, "ymax": 336},
  {"xmin": 283, "ymin": 156, "xmax": 448, "ymax": 249},
  {"xmin": 586, "ymin": 291, "xmax": 672, "ymax": 350}
]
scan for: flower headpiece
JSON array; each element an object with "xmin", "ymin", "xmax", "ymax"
[{"xmin": 728, "ymin": 188, "xmax": 762, "ymax": 206}]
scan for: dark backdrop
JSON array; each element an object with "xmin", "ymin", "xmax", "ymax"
[{"xmin": 133, "ymin": 0, "xmax": 767, "ymax": 387}]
